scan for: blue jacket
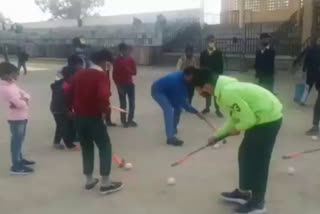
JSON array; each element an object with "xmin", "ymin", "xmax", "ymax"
[{"xmin": 152, "ymin": 72, "xmax": 198, "ymax": 113}]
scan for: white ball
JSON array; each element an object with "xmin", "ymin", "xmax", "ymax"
[
  {"xmin": 288, "ymin": 167, "xmax": 295, "ymax": 175},
  {"xmin": 124, "ymin": 163, "xmax": 133, "ymax": 170},
  {"xmin": 312, "ymin": 136, "xmax": 318, "ymax": 141},
  {"xmin": 167, "ymin": 177, "xmax": 176, "ymax": 185},
  {"xmin": 213, "ymin": 143, "xmax": 220, "ymax": 149}
]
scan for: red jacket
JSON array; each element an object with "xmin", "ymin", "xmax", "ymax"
[
  {"xmin": 113, "ymin": 56, "xmax": 137, "ymax": 86},
  {"xmin": 67, "ymin": 69, "xmax": 110, "ymax": 117}
]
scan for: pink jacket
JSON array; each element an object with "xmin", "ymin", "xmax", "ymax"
[{"xmin": 0, "ymin": 80, "xmax": 30, "ymax": 121}]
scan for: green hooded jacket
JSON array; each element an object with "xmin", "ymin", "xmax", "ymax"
[{"xmin": 214, "ymin": 76, "xmax": 283, "ymax": 138}]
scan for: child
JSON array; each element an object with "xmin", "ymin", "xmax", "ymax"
[
  {"xmin": 255, "ymin": 33, "xmax": 276, "ymax": 93},
  {"xmin": 200, "ymin": 35, "xmax": 224, "ymax": 117},
  {"xmin": 193, "ymin": 70, "xmax": 283, "ymax": 214},
  {"xmin": 113, "ymin": 43, "xmax": 138, "ymax": 128},
  {"xmin": 56, "ymin": 54, "xmax": 83, "ymax": 80},
  {"xmin": 17, "ymin": 48, "xmax": 29, "ymax": 75},
  {"xmin": 176, "ymin": 45, "xmax": 198, "ymax": 104},
  {"xmin": 68, "ymin": 49, "xmax": 123, "ymax": 194},
  {"xmin": 151, "ymin": 67, "xmax": 204, "ymax": 146},
  {"xmin": 0, "ymin": 62, "xmax": 35, "ymax": 175},
  {"xmin": 50, "ymin": 66, "xmax": 79, "ymax": 151}
]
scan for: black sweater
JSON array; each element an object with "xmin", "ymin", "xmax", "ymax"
[
  {"xmin": 255, "ymin": 48, "xmax": 276, "ymax": 78},
  {"xmin": 200, "ymin": 49, "xmax": 224, "ymax": 74},
  {"xmin": 50, "ymin": 80, "xmax": 68, "ymax": 114}
]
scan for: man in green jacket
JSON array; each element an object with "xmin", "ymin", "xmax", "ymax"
[{"xmin": 193, "ymin": 70, "xmax": 283, "ymax": 214}]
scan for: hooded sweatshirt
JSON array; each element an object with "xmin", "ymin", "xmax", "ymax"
[{"xmin": 214, "ymin": 76, "xmax": 283, "ymax": 138}]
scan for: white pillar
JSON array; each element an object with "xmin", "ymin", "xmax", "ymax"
[
  {"xmin": 302, "ymin": 0, "xmax": 313, "ymax": 43},
  {"xmin": 239, "ymin": 0, "xmax": 245, "ymax": 28}
]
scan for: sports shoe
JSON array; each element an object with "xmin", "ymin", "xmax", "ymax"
[
  {"xmin": 201, "ymin": 108, "xmax": 210, "ymax": 114},
  {"xmin": 306, "ymin": 126, "xmax": 319, "ymax": 136},
  {"xmin": 106, "ymin": 121, "xmax": 117, "ymax": 127},
  {"xmin": 53, "ymin": 144, "xmax": 65, "ymax": 150},
  {"xmin": 22, "ymin": 159, "xmax": 36, "ymax": 166},
  {"xmin": 221, "ymin": 189, "xmax": 251, "ymax": 205},
  {"xmin": 127, "ymin": 121, "xmax": 138, "ymax": 127},
  {"xmin": 100, "ymin": 181, "xmax": 123, "ymax": 195},
  {"xmin": 85, "ymin": 178, "xmax": 99, "ymax": 190},
  {"xmin": 167, "ymin": 137, "xmax": 184, "ymax": 146},
  {"xmin": 10, "ymin": 165, "xmax": 34, "ymax": 175},
  {"xmin": 234, "ymin": 200, "xmax": 266, "ymax": 214},
  {"xmin": 216, "ymin": 111, "xmax": 224, "ymax": 118}
]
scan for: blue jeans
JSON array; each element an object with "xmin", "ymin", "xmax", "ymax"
[
  {"xmin": 117, "ymin": 84, "xmax": 135, "ymax": 124},
  {"xmin": 8, "ymin": 120, "xmax": 27, "ymax": 168},
  {"xmin": 152, "ymin": 87, "xmax": 181, "ymax": 139}
]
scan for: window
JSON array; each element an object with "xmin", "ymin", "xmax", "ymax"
[
  {"xmin": 266, "ymin": 0, "xmax": 289, "ymax": 11},
  {"xmin": 245, "ymin": 0, "xmax": 261, "ymax": 12}
]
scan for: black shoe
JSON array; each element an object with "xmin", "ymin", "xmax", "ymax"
[
  {"xmin": 53, "ymin": 144, "xmax": 65, "ymax": 150},
  {"xmin": 221, "ymin": 189, "xmax": 251, "ymax": 205},
  {"xmin": 201, "ymin": 108, "xmax": 210, "ymax": 114},
  {"xmin": 306, "ymin": 126, "xmax": 319, "ymax": 136},
  {"xmin": 234, "ymin": 200, "xmax": 266, "ymax": 214},
  {"xmin": 85, "ymin": 178, "xmax": 99, "ymax": 190},
  {"xmin": 167, "ymin": 137, "xmax": 184, "ymax": 146},
  {"xmin": 10, "ymin": 165, "xmax": 34, "ymax": 175},
  {"xmin": 216, "ymin": 111, "xmax": 223, "ymax": 118},
  {"xmin": 127, "ymin": 121, "xmax": 138, "ymax": 127},
  {"xmin": 106, "ymin": 121, "xmax": 117, "ymax": 127},
  {"xmin": 22, "ymin": 159, "xmax": 36, "ymax": 166},
  {"xmin": 100, "ymin": 181, "xmax": 123, "ymax": 195}
]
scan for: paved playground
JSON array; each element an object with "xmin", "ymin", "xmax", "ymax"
[{"xmin": 0, "ymin": 59, "xmax": 319, "ymax": 214}]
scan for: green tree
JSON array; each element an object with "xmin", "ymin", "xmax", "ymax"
[{"xmin": 35, "ymin": 0, "xmax": 105, "ymax": 27}]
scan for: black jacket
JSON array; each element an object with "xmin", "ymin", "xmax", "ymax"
[
  {"xmin": 200, "ymin": 49, "xmax": 224, "ymax": 74},
  {"xmin": 50, "ymin": 80, "xmax": 68, "ymax": 114},
  {"xmin": 255, "ymin": 47, "xmax": 276, "ymax": 78},
  {"xmin": 304, "ymin": 46, "xmax": 320, "ymax": 77}
]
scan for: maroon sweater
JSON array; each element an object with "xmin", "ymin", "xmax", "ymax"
[
  {"xmin": 113, "ymin": 56, "xmax": 137, "ymax": 86},
  {"xmin": 67, "ymin": 69, "xmax": 110, "ymax": 117}
]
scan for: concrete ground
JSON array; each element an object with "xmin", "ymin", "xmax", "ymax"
[{"xmin": 0, "ymin": 59, "xmax": 320, "ymax": 214}]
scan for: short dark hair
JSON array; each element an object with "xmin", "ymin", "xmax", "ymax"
[
  {"xmin": 185, "ymin": 45, "xmax": 194, "ymax": 53},
  {"xmin": 67, "ymin": 54, "xmax": 83, "ymax": 67},
  {"xmin": 61, "ymin": 66, "xmax": 77, "ymax": 80},
  {"xmin": 118, "ymin": 43, "xmax": 128, "ymax": 52},
  {"xmin": 91, "ymin": 49, "xmax": 113, "ymax": 65},
  {"xmin": 183, "ymin": 67, "xmax": 197, "ymax": 76},
  {"xmin": 260, "ymin": 33, "xmax": 271, "ymax": 40},
  {"xmin": 206, "ymin": 34, "xmax": 215, "ymax": 41},
  {"xmin": 0, "ymin": 62, "xmax": 18, "ymax": 78},
  {"xmin": 192, "ymin": 68, "xmax": 218, "ymax": 87}
]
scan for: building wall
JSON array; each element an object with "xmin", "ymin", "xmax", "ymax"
[{"xmin": 221, "ymin": 0, "xmax": 301, "ymax": 24}]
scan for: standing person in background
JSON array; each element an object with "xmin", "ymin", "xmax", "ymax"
[
  {"xmin": 255, "ymin": 33, "xmax": 276, "ymax": 93},
  {"xmin": 176, "ymin": 45, "xmax": 198, "ymax": 104},
  {"xmin": 113, "ymin": 43, "xmax": 138, "ymax": 128},
  {"xmin": 67, "ymin": 49, "xmax": 123, "ymax": 194},
  {"xmin": 3, "ymin": 45, "xmax": 9, "ymax": 62},
  {"xmin": 50, "ymin": 66, "xmax": 79, "ymax": 151},
  {"xmin": 305, "ymin": 37, "xmax": 320, "ymax": 136},
  {"xmin": 200, "ymin": 35, "xmax": 224, "ymax": 117},
  {"xmin": 17, "ymin": 48, "xmax": 29, "ymax": 75},
  {"xmin": 0, "ymin": 62, "xmax": 35, "ymax": 175}
]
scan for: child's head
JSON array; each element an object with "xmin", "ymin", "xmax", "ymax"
[
  {"xmin": 183, "ymin": 67, "xmax": 197, "ymax": 83},
  {"xmin": 61, "ymin": 66, "xmax": 77, "ymax": 82},
  {"xmin": 118, "ymin": 43, "xmax": 130, "ymax": 57},
  {"xmin": 90, "ymin": 49, "xmax": 113, "ymax": 71},
  {"xmin": 0, "ymin": 62, "xmax": 19, "ymax": 82},
  {"xmin": 206, "ymin": 35, "xmax": 216, "ymax": 50},
  {"xmin": 260, "ymin": 33, "xmax": 271, "ymax": 47},
  {"xmin": 67, "ymin": 54, "xmax": 84, "ymax": 69},
  {"xmin": 185, "ymin": 45, "xmax": 194, "ymax": 59}
]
